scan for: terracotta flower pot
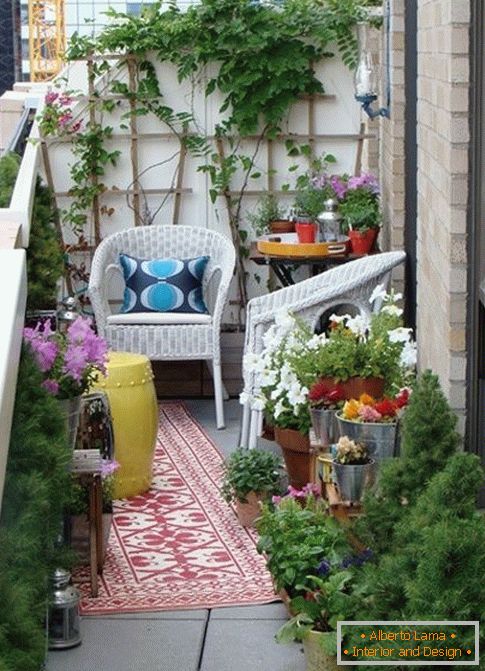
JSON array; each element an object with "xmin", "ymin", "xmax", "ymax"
[
  {"xmin": 235, "ymin": 491, "xmax": 264, "ymax": 527},
  {"xmin": 274, "ymin": 427, "xmax": 313, "ymax": 489},
  {"xmin": 270, "ymin": 219, "xmax": 295, "ymax": 234},
  {"xmin": 317, "ymin": 376, "xmax": 385, "ymax": 401},
  {"xmin": 348, "ymin": 228, "xmax": 378, "ymax": 255}
]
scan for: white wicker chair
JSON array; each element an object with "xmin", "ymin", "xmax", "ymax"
[
  {"xmin": 240, "ymin": 250, "xmax": 406, "ymax": 448},
  {"xmin": 88, "ymin": 225, "xmax": 236, "ymax": 429}
]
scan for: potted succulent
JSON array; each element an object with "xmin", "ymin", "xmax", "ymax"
[
  {"xmin": 307, "ymin": 380, "xmax": 345, "ymax": 447},
  {"xmin": 221, "ymin": 447, "xmax": 283, "ymax": 527},
  {"xmin": 338, "ymin": 173, "xmax": 381, "ymax": 254},
  {"xmin": 332, "ymin": 436, "xmax": 373, "ymax": 502},
  {"xmin": 336, "ymin": 388, "xmax": 410, "ymax": 461},
  {"xmin": 247, "ymin": 193, "xmax": 294, "ymax": 237}
]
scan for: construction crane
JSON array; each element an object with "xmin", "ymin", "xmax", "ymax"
[{"xmin": 28, "ymin": 0, "xmax": 65, "ymax": 82}]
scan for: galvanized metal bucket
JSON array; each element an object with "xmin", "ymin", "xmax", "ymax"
[
  {"xmin": 333, "ymin": 460, "xmax": 375, "ymax": 502},
  {"xmin": 336, "ymin": 413, "xmax": 400, "ymax": 461},
  {"xmin": 310, "ymin": 408, "xmax": 338, "ymax": 447}
]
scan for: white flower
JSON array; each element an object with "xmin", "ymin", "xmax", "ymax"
[
  {"xmin": 329, "ymin": 313, "xmax": 352, "ymax": 325},
  {"xmin": 369, "ymin": 284, "xmax": 387, "ymax": 304},
  {"xmin": 251, "ymin": 396, "xmax": 266, "ymax": 412},
  {"xmin": 275, "ymin": 309, "xmax": 295, "ymax": 331},
  {"xmin": 274, "ymin": 399, "xmax": 286, "ymax": 419},
  {"xmin": 400, "ymin": 341, "xmax": 417, "ymax": 368},
  {"xmin": 243, "ymin": 353, "xmax": 266, "ymax": 374},
  {"xmin": 260, "ymin": 369, "xmax": 277, "ymax": 387},
  {"xmin": 346, "ymin": 314, "xmax": 370, "ymax": 338},
  {"xmin": 382, "ymin": 304, "xmax": 403, "ymax": 317},
  {"xmin": 239, "ymin": 391, "xmax": 251, "ymax": 405},
  {"xmin": 287, "ymin": 381, "xmax": 308, "ymax": 408},
  {"xmin": 388, "ymin": 327, "xmax": 413, "ymax": 344}
]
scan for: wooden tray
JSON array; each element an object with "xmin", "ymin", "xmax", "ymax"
[{"xmin": 257, "ymin": 233, "xmax": 348, "ymax": 258}]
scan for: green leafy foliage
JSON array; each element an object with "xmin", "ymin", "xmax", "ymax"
[
  {"xmin": 0, "ymin": 351, "xmax": 72, "ymax": 671},
  {"xmin": 246, "ymin": 193, "xmax": 285, "ymax": 237},
  {"xmin": 256, "ymin": 496, "xmax": 350, "ymax": 594},
  {"xmin": 27, "ymin": 181, "xmax": 65, "ymax": 310},
  {"xmin": 221, "ymin": 447, "xmax": 283, "ymax": 504},
  {"xmin": 0, "ymin": 153, "xmax": 20, "ymax": 207},
  {"xmin": 356, "ymin": 371, "xmax": 460, "ymax": 553}
]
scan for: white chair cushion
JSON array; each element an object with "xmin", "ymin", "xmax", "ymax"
[{"xmin": 107, "ymin": 312, "xmax": 212, "ymax": 326}]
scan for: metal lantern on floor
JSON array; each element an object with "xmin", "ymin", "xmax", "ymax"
[{"xmin": 48, "ymin": 569, "xmax": 81, "ymax": 650}]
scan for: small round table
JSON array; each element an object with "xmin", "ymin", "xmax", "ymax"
[{"xmin": 92, "ymin": 352, "xmax": 158, "ymax": 499}]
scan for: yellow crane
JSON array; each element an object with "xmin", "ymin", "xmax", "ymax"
[{"xmin": 28, "ymin": 0, "xmax": 65, "ymax": 81}]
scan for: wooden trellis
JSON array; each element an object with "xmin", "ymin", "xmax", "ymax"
[{"xmin": 40, "ymin": 54, "xmax": 374, "ymax": 310}]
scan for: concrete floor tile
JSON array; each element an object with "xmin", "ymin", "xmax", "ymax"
[
  {"xmin": 210, "ymin": 603, "xmax": 288, "ymax": 620},
  {"xmin": 103, "ymin": 609, "xmax": 208, "ymax": 620},
  {"xmin": 46, "ymin": 618, "xmax": 206, "ymax": 671},
  {"xmin": 200, "ymin": 619, "xmax": 306, "ymax": 671}
]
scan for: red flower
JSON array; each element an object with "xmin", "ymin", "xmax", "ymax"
[
  {"xmin": 308, "ymin": 380, "xmax": 345, "ymax": 407},
  {"xmin": 395, "ymin": 387, "xmax": 411, "ymax": 408},
  {"xmin": 374, "ymin": 398, "xmax": 397, "ymax": 418}
]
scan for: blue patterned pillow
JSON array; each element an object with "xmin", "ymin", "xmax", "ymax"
[{"xmin": 119, "ymin": 253, "xmax": 209, "ymax": 314}]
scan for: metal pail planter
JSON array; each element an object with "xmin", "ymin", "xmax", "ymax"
[{"xmin": 336, "ymin": 413, "xmax": 400, "ymax": 461}]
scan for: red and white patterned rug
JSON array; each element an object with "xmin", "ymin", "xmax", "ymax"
[{"xmin": 74, "ymin": 402, "xmax": 276, "ymax": 615}]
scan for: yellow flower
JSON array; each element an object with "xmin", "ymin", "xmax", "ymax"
[
  {"xmin": 359, "ymin": 393, "xmax": 375, "ymax": 406},
  {"xmin": 343, "ymin": 399, "xmax": 361, "ymax": 419}
]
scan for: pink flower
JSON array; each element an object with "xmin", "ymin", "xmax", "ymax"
[
  {"xmin": 70, "ymin": 120, "xmax": 83, "ymax": 133},
  {"xmin": 42, "ymin": 379, "xmax": 59, "ymax": 395},
  {"xmin": 358, "ymin": 405, "xmax": 382, "ymax": 422},
  {"xmin": 63, "ymin": 343, "xmax": 89, "ymax": 381},
  {"xmin": 59, "ymin": 95, "xmax": 72, "ymax": 106},
  {"xmin": 58, "ymin": 112, "xmax": 73, "ymax": 127},
  {"xmin": 45, "ymin": 91, "xmax": 59, "ymax": 104},
  {"xmin": 271, "ymin": 495, "xmax": 282, "ymax": 505}
]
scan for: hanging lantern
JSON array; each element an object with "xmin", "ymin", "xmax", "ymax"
[
  {"xmin": 57, "ymin": 296, "xmax": 79, "ymax": 333},
  {"xmin": 48, "ymin": 569, "xmax": 81, "ymax": 650}
]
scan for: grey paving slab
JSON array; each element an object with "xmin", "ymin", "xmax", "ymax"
[
  {"xmin": 210, "ymin": 603, "xmax": 289, "ymax": 620},
  {"xmin": 46, "ymin": 617, "xmax": 206, "ymax": 671},
  {"xmin": 103, "ymin": 609, "xmax": 208, "ymax": 620},
  {"xmin": 200, "ymin": 619, "xmax": 306, "ymax": 671}
]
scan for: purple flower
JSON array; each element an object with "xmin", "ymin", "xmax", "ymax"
[
  {"xmin": 67, "ymin": 316, "xmax": 95, "ymax": 344},
  {"xmin": 330, "ymin": 175, "xmax": 348, "ymax": 200},
  {"xmin": 101, "ymin": 459, "xmax": 120, "ymax": 479},
  {"xmin": 23, "ymin": 324, "xmax": 59, "ymax": 373},
  {"xmin": 317, "ymin": 559, "xmax": 331, "ymax": 576},
  {"xmin": 347, "ymin": 173, "xmax": 380, "ymax": 195},
  {"xmin": 63, "ymin": 343, "xmax": 89, "ymax": 381},
  {"xmin": 42, "ymin": 379, "xmax": 59, "ymax": 395},
  {"xmin": 58, "ymin": 112, "xmax": 73, "ymax": 127},
  {"xmin": 59, "ymin": 95, "xmax": 72, "ymax": 106}
]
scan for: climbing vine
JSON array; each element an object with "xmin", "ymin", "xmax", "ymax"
[{"xmin": 40, "ymin": 0, "xmax": 378, "ymax": 314}]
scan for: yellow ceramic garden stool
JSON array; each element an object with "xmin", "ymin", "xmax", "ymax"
[{"xmin": 92, "ymin": 352, "xmax": 158, "ymax": 499}]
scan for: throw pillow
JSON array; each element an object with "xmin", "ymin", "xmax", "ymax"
[{"xmin": 119, "ymin": 253, "xmax": 209, "ymax": 314}]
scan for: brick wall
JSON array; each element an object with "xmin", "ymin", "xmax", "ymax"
[
  {"xmin": 415, "ymin": 0, "xmax": 469, "ymax": 430},
  {"xmin": 380, "ymin": 0, "xmax": 470, "ymax": 430}
]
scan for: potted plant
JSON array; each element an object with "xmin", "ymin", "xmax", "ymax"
[
  {"xmin": 256, "ymin": 492, "xmax": 352, "ymax": 599},
  {"xmin": 307, "ymin": 380, "xmax": 345, "ymax": 447},
  {"xmin": 276, "ymin": 552, "xmax": 372, "ymax": 671},
  {"xmin": 221, "ymin": 447, "xmax": 283, "ymax": 527},
  {"xmin": 23, "ymin": 316, "xmax": 109, "ymax": 448},
  {"xmin": 338, "ymin": 173, "xmax": 381, "ymax": 254},
  {"xmin": 247, "ymin": 193, "xmax": 294, "ymax": 236},
  {"xmin": 69, "ymin": 458, "xmax": 119, "ymax": 565},
  {"xmin": 336, "ymin": 388, "xmax": 410, "ymax": 461},
  {"xmin": 332, "ymin": 436, "xmax": 373, "ymax": 502}
]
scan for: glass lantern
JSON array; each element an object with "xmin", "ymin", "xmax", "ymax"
[
  {"xmin": 354, "ymin": 22, "xmax": 378, "ymax": 101},
  {"xmin": 56, "ymin": 296, "xmax": 79, "ymax": 334},
  {"xmin": 48, "ymin": 569, "xmax": 81, "ymax": 650},
  {"xmin": 317, "ymin": 198, "xmax": 343, "ymax": 242}
]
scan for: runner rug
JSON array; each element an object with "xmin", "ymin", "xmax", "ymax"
[{"xmin": 74, "ymin": 402, "xmax": 276, "ymax": 615}]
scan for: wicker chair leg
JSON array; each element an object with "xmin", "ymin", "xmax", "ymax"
[
  {"xmin": 248, "ymin": 409, "xmax": 261, "ymax": 449},
  {"xmin": 240, "ymin": 402, "xmax": 250, "ymax": 447},
  {"xmin": 213, "ymin": 361, "xmax": 225, "ymax": 429}
]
